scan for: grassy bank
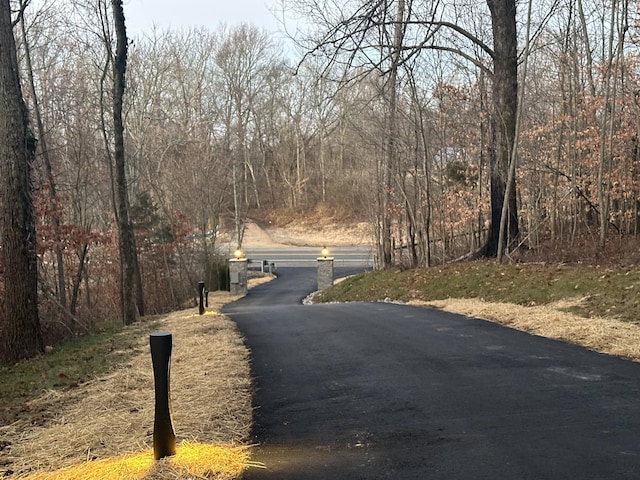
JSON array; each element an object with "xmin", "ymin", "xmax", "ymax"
[
  {"xmin": 0, "ymin": 288, "xmax": 257, "ymax": 479},
  {"xmin": 0, "ymin": 319, "xmax": 159, "ymax": 426},
  {"xmin": 316, "ymin": 261, "xmax": 640, "ymax": 324}
]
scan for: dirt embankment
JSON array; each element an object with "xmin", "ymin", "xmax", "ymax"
[{"xmin": 244, "ymin": 207, "xmax": 372, "ymax": 248}]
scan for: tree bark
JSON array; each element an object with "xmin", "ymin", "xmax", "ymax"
[
  {"xmin": 497, "ymin": 0, "xmax": 532, "ymax": 262},
  {"xmin": 482, "ymin": 0, "xmax": 519, "ymax": 257},
  {"xmin": 0, "ymin": 0, "xmax": 43, "ymax": 362},
  {"xmin": 111, "ymin": 0, "xmax": 141, "ymax": 324},
  {"xmin": 379, "ymin": 0, "xmax": 406, "ymax": 268}
]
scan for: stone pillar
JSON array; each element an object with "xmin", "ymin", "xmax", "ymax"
[
  {"xmin": 229, "ymin": 258, "xmax": 248, "ymax": 295},
  {"xmin": 317, "ymin": 257, "xmax": 334, "ymax": 290}
]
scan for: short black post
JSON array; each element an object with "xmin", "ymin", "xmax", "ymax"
[
  {"xmin": 198, "ymin": 281, "xmax": 205, "ymax": 315},
  {"xmin": 150, "ymin": 332, "xmax": 176, "ymax": 460},
  {"xmin": 205, "ymin": 288, "xmax": 209, "ymax": 308}
]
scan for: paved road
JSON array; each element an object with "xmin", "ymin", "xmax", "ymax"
[{"xmin": 222, "ymin": 268, "xmax": 640, "ymax": 479}]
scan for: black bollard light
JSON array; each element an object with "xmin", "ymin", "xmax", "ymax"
[
  {"xmin": 150, "ymin": 332, "xmax": 176, "ymax": 460},
  {"xmin": 198, "ymin": 281, "xmax": 205, "ymax": 315}
]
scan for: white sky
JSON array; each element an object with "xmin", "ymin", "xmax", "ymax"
[{"xmin": 123, "ymin": 0, "xmax": 284, "ymax": 36}]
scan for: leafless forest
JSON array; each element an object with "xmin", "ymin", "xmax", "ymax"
[{"xmin": 1, "ymin": 0, "xmax": 640, "ymax": 355}]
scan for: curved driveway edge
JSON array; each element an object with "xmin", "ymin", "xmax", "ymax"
[{"xmin": 223, "ymin": 267, "xmax": 640, "ymax": 479}]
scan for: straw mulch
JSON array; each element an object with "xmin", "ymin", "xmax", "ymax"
[
  {"xmin": 1, "ymin": 279, "xmax": 272, "ymax": 480},
  {"xmin": 415, "ymin": 297, "xmax": 640, "ymax": 362}
]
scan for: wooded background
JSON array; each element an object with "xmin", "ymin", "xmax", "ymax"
[{"xmin": 1, "ymin": 0, "xmax": 639, "ymax": 354}]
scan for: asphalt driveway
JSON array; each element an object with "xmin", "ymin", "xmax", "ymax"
[{"xmin": 222, "ymin": 267, "xmax": 640, "ymax": 479}]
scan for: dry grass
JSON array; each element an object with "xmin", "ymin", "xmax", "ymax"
[
  {"xmin": 266, "ymin": 221, "xmax": 371, "ymax": 247},
  {"xmin": 18, "ymin": 443, "xmax": 256, "ymax": 480},
  {"xmin": 253, "ymin": 206, "xmax": 372, "ymax": 248},
  {"xmin": 1, "ymin": 278, "xmax": 272, "ymax": 480},
  {"xmin": 416, "ymin": 297, "xmax": 640, "ymax": 362}
]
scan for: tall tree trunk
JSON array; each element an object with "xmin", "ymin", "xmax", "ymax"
[
  {"xmin": 232, "ymin": 151, "xmax": 242, "ymax": 248},
  {"xmin": 407, "ymin": 70, "xmax": 433, "ymax": 268},
  {"xmin": 0, "ymin": 0, "xmax": 43, "ymax": 362},
  {"xmin": 70, "ymin": 244, "xmax": 89, "ymax": 316},
  {"xmin": 380, "ymin": 0, "xmax": 405, "ymax": 268},
  {"xmin": 497, "ymin": 0, "xmax": 532, "ymax": 261},
  {"xmin": 18, "ymin": 2, "xmax": 67, "ymax": 313},
  {"xmin": 576, "ymin": 0, "xmax": 596, "ymax": 98},
  {"xmin": 597, "ymin": 0, "xmax": 625, "ymax": 248},
  {"xmin": 482, "ymin": 0, "xmax": 519, "ymax": 257},
  {"xmin": 111, "ymin": 0, "xmax": 141, "ymax": 324}
]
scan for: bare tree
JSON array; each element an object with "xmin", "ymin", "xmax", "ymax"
[
  {"xmin": 481, "ymin": 0, "xmax": 519, "ymax": 257},
  {"xmin": 596, "ymin": 0, "xmax": 626, "ymax": 248},
  {"xmin": 214, "ymin": 24, "xmax": 275, "ymax": 248},
  {"xmin": 497, "ymin": 0, "xmax": 533, "ymax": 262},
  {"xmin": 290, "ymin": 0, "xmax": 520, "ymax": 260},
  {"xmin": 111, "ymin": 0, "xmax": 142, "ymax": 323},
  {"xmin": 0, "ymin": 0, "xmax": 43, "ymax": 361},
  {"xmin": 18, "ymin": 0, "xmax": 68, "ymax": 314}
]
